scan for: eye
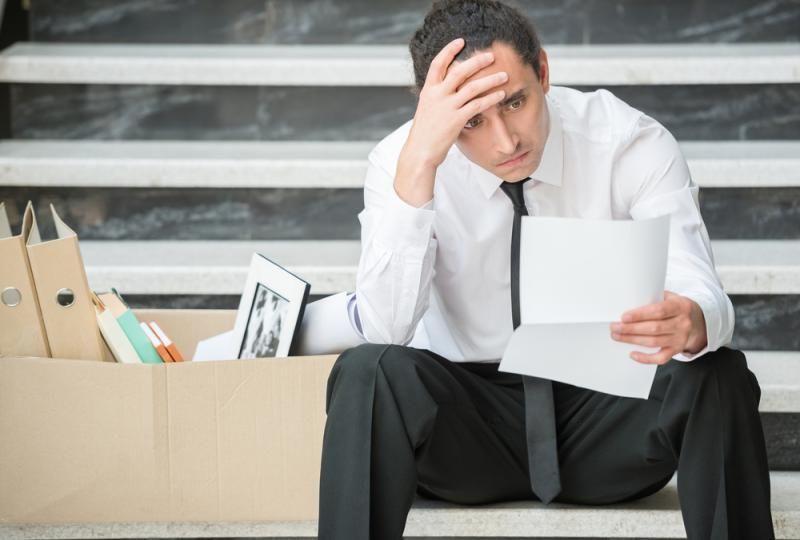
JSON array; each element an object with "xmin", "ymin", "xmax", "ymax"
[
  {"xmin": 464, "ymin": 116, "xmax": 482, "ymax": 129},
  {"xmin": 507, "ymin": 97, "xmax": 525, "ymax": 111}
]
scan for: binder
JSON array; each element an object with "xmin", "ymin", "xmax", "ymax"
[
  {"xmin": 25, "ymin": 204, "xmax": 111, "ymax": 362},
  {"xmin": 0, "ymin": 202, "xmax": 50, "ymax": 358}
]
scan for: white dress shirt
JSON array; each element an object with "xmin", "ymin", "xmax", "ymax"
[{"xmin": 347, "ymin": 85, "xmax": 734, "ymax": 363}]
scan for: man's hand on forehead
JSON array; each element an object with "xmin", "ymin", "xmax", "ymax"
[
  {"xmin": 428, "ymin": 38, "xmax": 507, "ymax": 106},
  {"xmin": 394, "ymin": 38, "xmax": 509, "ymax": 207},
  {"xmin": 406, "ymin": 38, "xmax": 509, "ymax": 167}
]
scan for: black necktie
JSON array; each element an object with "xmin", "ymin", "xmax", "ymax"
[{"xmin": 499, "ymin": 178, "xmax": 562, "ymax": 504}]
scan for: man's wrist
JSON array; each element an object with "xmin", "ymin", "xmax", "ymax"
[
  {"xmin": 684, "ymin": 298, "xmax": 708, "ymax": 354},
  {"xmin": 395, "ymin": 147, "xmax": 438, "ymax": 208}
]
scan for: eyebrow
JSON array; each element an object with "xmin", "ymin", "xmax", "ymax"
[{"xmin": 498, "ymin": 89, "xmax": 527, "ymax": 107}]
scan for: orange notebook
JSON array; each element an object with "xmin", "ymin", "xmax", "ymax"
[
  {"xmin": 148, "ymin": 321, "xmax": 185, "ymax": 362},
  {"xmin": 139, "ymin": 322, "xmax": 173, "ymax": 363}
]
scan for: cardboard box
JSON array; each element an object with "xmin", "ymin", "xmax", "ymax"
[{"xmin": 0, "ymin": 308, "xmax": 338, "ymax": 524}]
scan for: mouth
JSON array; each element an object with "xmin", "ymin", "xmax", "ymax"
[{"xmin": 498, "ymin": 151, "xmax": 530, "ymax": 168}]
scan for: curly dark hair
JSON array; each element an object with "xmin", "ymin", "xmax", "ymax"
[{"xmin": 409, "ymin": 0, "xmax": 543, "ymax": 92}]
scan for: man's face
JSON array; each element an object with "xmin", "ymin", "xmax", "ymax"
[{"xmin": 454, "ymin": 41, "xmax": 550, "ymax": 183}]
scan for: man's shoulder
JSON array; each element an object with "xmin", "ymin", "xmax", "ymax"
[{"xmin": 551, "ymin": 85, "xmax": 645, "ymax": 143}]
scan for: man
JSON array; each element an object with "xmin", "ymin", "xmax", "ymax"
[{"xmin": 318, "ymin": 1, "xmax": 774, "ymax": 539}]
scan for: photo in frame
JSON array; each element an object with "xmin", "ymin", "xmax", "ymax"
[{"xmin": 232, "ymin": 253, "xmax": 310, "ymax": 359}]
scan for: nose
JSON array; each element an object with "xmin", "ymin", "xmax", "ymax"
[{"xmin": 492, "ymin": 119, "xmax": 519, "ymax": 158}]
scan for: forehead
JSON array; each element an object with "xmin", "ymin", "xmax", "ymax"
[{"xmin": 457, "ymin": 41, "xmax": 536, "ymax": 88}]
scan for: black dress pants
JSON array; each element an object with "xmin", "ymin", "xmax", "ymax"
[{"xmin": 318, "ymin": 343, "xmax": 774, "ymax": 539}]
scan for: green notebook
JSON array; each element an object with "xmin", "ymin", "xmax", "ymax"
[
  {"xmin": 110, "ymin": 289, "xmax": 163, "ymax": 364},
  {"xmin": 115, "ymin": 310, "xmax": 163, "ymax": 364}
]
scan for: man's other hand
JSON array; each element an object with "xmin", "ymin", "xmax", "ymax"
[{"xmin": 609, "ymin": 291, "xmax": 708, "ymax": 365}]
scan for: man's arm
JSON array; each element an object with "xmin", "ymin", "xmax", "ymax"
[
  {"xmin": 609, "ymin": 114, "xmax": 735, "ymax": 365},
  {"xmin": 353, "ymin": 148, "xmax": 438, "ymax": 344},
  {"xmin": 354, "ymin": 38, "xmax": 509, "ymax": 344}
]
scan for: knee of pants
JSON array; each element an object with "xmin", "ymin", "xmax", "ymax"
[
  {"xmin": 666, "ymin": 346, "xmax": 760, "ymax": 406},
  {"xmin": 325, "ymin": 343, "xmax": 415, "ymax": 412}
]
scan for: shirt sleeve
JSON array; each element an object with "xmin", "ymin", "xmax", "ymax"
[
  {"xmin": 352, "ymin": 147, "xmax": 438, "ymax": 345},
  {"xmin": 617, "ymin": 114, "xmax": 735, "ymax": 362}
]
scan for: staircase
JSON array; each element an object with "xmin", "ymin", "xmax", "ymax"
[{"xmin": 0, "ymin": 0, "xmax": 798, "ymax": 538}]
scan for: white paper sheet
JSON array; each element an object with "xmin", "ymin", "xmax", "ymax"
[
  {"xmin": 193, "ymin": 329, "xmax": 236, "ymax": 362},
  {"xmin": 499, "ymin": 215, "xmax": 671, "ymax": 399}
]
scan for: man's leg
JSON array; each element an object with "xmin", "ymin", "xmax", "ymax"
[
  {"xmin": 317, "ymin": 343, "xmax": 534, "ymax": 540},
  {"xmin": 554, "ymin": 346, "xmax": 774, "ymax": 539}
]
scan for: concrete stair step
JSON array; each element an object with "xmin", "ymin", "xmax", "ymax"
[
  {"xmin": 746, "ymin": 351, "xmax": 800, "ymax": 413},
  {"xmin": 2, "ymin": 140, "xmax": 799, "ymax": 189},
  {"xmin": 2, "ymin": 471, "xmax": 798, "ymax": 538},
  {"xmin": 78, "ymin": 239, "xmax": 800, "ymax": 296},
  {"xmin": 1, "ymin": 42, "xmax": 799, "ymax": 86}
]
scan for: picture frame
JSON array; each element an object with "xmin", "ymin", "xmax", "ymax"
[{"xmin": 231, "ymin": 253, "xmax": 310, "ymax": 359}]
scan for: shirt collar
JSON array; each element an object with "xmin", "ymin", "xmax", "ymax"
[{"xmin": 468, "ymin": 93, "xmax": 564, "ymax": 199}]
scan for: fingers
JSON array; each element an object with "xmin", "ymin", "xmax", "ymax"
[
  {"xmin": 453, "ymin": 71, "xmax": 508, "ymax": 107},
  {"xmin": 442, "ymin": 51, "xmax": 497, "ymax": 93},
  {"xmin": 610, "ymin": 319, "xmax": 675, "ymax": 338},
  {"xmin": 458, "ymin": 89, "xmax": 506, "ymax": 122},
  {"xmin": 621, "ymin": 299, "xmax": 680, "ymax": 323},
  {"xmin": 614, "ymin": 334, "xmax": 668, "ymax": 348},
  {"xmin": 426, "ymin": 38, "xmax": 466, "ymax": 86},
  {"xmin": 631, "ymin": 348, "xmax": 674, "ymax": 365}
]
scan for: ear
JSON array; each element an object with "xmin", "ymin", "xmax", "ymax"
[{"xmin": 538, "ymin": 48, "xmax": 550, "ymax": 94}]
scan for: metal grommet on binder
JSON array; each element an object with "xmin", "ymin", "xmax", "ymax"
[
  {"xmin": 1, "ymin": 287, "xmax": 22, "ymax": 307},
  {"xmin": 56, "ymin": 288, "xmax": 75, "ymax": 308}
]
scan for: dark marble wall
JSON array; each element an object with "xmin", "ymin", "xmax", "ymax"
[
  {"xmin": 2, "ymin": 187, "xmax": 797, "ymax": 241},
  {"xmin": 29, "ymin": 0, "xmax": 800, "ymax": 45},
  {"xmin": 9, "ymin": 84, "xmax": 417, "ymax": 141},
  {"xmin": 733, "ymin": 295, "xmax": 800, "ymax": 350},
  {"xmin": 700, "ymin": 188, "xmax": 800, "ymax": 239},
  {"xmin": 10, "ymin": 84, "xmax": 800, "ymax": 141},
  {"xmin": 0, "ymin": 187, "xmax": 363, "ymax": 240}
]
